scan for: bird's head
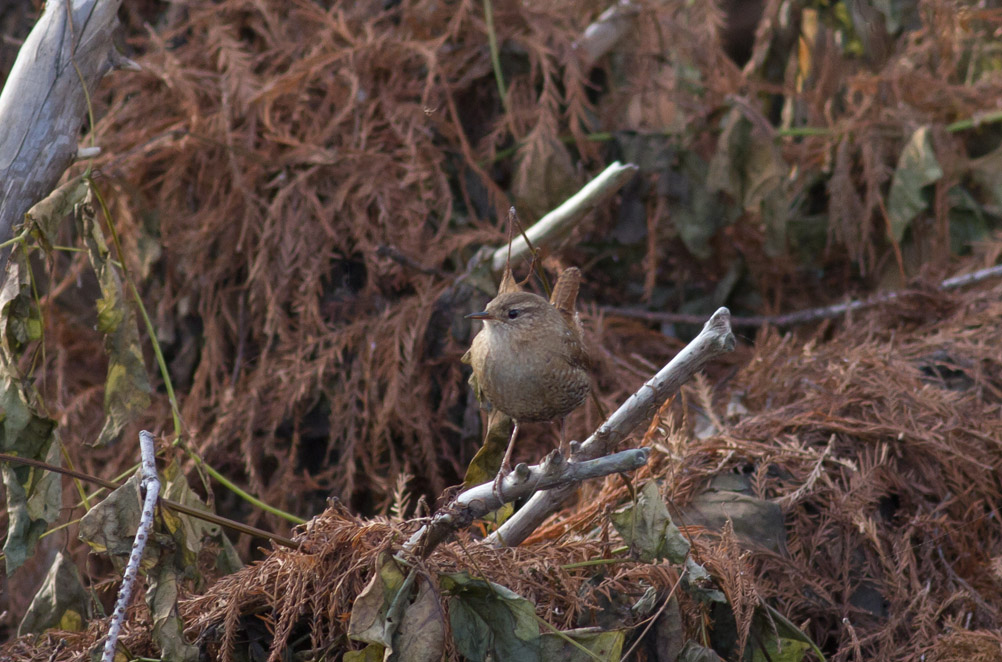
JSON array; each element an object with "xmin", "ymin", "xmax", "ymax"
[{"xmin": 466, "ymin": 291, "xmax": 552, "ymax": 330}]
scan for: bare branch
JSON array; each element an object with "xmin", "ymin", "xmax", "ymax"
[
  {"xmin": 401, "ymin": 447, "xmax": 650, "ymax": 558},
  {"xmin": 576, "ymin": 1, "xmax": 640, "ymax": 67},
  {"xmin": 488, "ymin": 161, "xmax": 638, "ymax": 273},
  {"xmin": 601, "ymin": 264, "xmax": 1002, "ymax": 329}
]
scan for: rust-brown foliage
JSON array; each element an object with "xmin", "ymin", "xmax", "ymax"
[
  {"xmin": 10, "ymin": 279, "xmax": 1002, "ymax": 661},
  {"xmin": 18, "ymin": 0, "xmax": 1002, "ymax": 536},
  {"xmin": 5, "ymin": 0, "xmax": 1002, "ymax": 657}
]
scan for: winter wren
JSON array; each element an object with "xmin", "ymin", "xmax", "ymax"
[{"xmin": 464, "ymin": 267, "xmax": 591, "ymax": 487}]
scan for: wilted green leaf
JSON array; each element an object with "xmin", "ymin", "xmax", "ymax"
[
  {"xmin": 652, "ymin": 595, "xmax": 685, "ymax": 662},
  {"xmin": 159, "ymin": 460, "xmax": 241, "ymax": 583},
  {"xmin": 679, "ymin": 640, "xmax": 724, "ymax": 662},
  {"xmin": 610, "ymin": 481, "xmax": 690, "ymax": 563},
  {"xmin": 463, "ymin": 412, "xmax": 511, "ymax": 488},
  {"xmin": 463, "ymin": 412, "xmax": 515, "ymax": 523},
  {"xmin": 442, "ymin": 572, "xmax": 540, "ymax": 662},
  {"xmin": 0, "ymin": 227, "xmax": 62, "ymax": 575},
  {"xmin": 674, "ymin": 151, "xmax": 739, "ymax": 259},
  {"xmin": 393, "ymin": 574, "xmax": 446, "ymax": 662},
  {"xmin": 78, "ymin": 473, "xmax": 155, "ymax": 563},
  {"xmin": 349, "ymin": 553, "xmax": 407, "ymax": 647},
  {"xmin": 345, "ymin": 644, "xmax": 386, "ymax": 662},
  {"xmin": 0, "ymin": 253, "xmax": 44, "ymax": 354},
  {"xmin": 745, "ymin": 143, "xmax": 789, "ymax": 257},
  {"xmin": 886, "ymin": 126, "xmax": 942, "ymax": 243},
  {"xmin": 540, "ymin": 627, "xmax": 625, "ymax": 662},
  {"xmin": 349, "ymin": 559, "xmax": 446, "ymax": 662},
  {"xmin": 682, "ymin": 488, "xmax": 787, "ymax": 554},
  {"xmin": 947, "ymin": 186, "xmax": 991, "ymax": 255},
  {"xmin": 24, "ymin": 178, "xmax": 89, "ymax": 248},
  {"xmin": 708, "ymin": 108, "xmax": 790, "ymax": 257},
  {"xmin": 18, "ymin": 552, "xmax": 91, "ymax": 635},
  {"xmin": 0, "ymin": 379, "xmax": 60, "ymax": 575},
  {"xmin": 752, "ymin": 636, "xmax": 811, "ymax": 662},
  {"xmin": 707, "ymin": 109, "xmax": 747, "ymax": 200},
  {"xmin": 684, "ymin": 557, "xmax": 727, "ymax": 604},
  {"xmin": 754, "ymin": 603, "xmax": 826, "ymax": 662},
  {"xmin": 968, "ymin": 143, "xmax": 1002, "ymax": 211},
  {"xmin": 147, "ymin": 558, "xmax": 199, "ymax": 662},
  {"xmin": 79, "ymin": 199, "xmax": 152, "ymax": 446}
]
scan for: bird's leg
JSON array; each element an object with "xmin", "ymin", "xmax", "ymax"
[
  {"xmin": 493, "ymin": 422, "xmax": 519, "ymax": 501},
  {"xmin": 557, "ymin": 417, "xmax": 570, "ymax": 460}
]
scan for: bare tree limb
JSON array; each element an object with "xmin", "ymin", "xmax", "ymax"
[
  {"xmin": 402, "ymin": 447, "xmax": 650, "ymax": 558},
  {"xmin": 488, "ymin": 161, "xmax": 638, "ymax": 273},
  {"xmin": 601, "ymin": 264, "xmax": 1002, "ymax": 329},
  {"xmin": 0, "ymin": 0, "xmax": 125, "ymax": 255},
  {"xmin": 487, "ymin": 307, "xmax": 736, "ymax": 547},
  {"xmin": 576, "ymin": 1, "xmax": 640, "ymax": 67}
]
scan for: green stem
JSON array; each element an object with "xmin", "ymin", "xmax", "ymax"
[
  {"xmin": 484, "ymin": 0, "xmax": 510, "ymax": 116},
  {"xmin": 0, "ymin": 227, "xmax": 30, "ymax": 249},
  {"xmin": 534, "ymin": 614, "xmax": 604, "ymax": 662},
  {"xmin": 946, "ymin": 109, "xmax": 1002, "ymax": 132},
  {"xmin": 85, "ymin": 177, "xmax": 306, "ymax": 525},
  {"xmin": 194, "ymin": 456, "xmax": 306, "ymax": 524}
]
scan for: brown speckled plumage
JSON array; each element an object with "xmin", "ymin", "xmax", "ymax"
[{"xmin": 466, "ymin": 290, "xmax": 590, "ymax": 423}]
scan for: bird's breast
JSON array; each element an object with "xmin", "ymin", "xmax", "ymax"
[{"xmin": 472, "ymin": 325, "xmax": 589, "ymax": 422}]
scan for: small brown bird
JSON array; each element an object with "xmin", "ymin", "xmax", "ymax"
[{"xmin": 464, "ymin": 267, "xmax": 591, "ymax": 492}]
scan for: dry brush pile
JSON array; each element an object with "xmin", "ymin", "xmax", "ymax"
[{"xmin": 3, "ymin": 0, "xmax": 1002, "ymax": 659}]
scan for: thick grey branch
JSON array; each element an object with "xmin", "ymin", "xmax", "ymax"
[
  {"xmin": 0, "ymin": 0, "xmax": 124, "ymax": 253},
  {"xmin": 487, "ymin": 307, "xmax": 736, "ymax": 547}
]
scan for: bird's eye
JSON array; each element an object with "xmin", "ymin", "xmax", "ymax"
[{"xmin": 507, "ymin": 309, "xmax": 520, "ymax": 320}]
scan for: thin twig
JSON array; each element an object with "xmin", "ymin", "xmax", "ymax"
[
  {"xmin": 101, "ymin": 430, "xmax": 160, "ymax": 662},
  {"xmin": 0, "ymin": 452, "xmax": 300, "ymax": 549},
  {"xmin": 601, "ymin": 263, "xmax": 1002, "ymax": 329}
]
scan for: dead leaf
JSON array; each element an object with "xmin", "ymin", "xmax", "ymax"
[
  {"xmin": 17, "ymin": 552, "xmax": 91, "ymax": 635},
  {"xmin": 610, "ymin": 481, "xmax": 690, "ymax": 563},
  {"xmin": 79, "ymin": 196, "xmax": 152, "ymax": 446},
  {"xmin": 886, "ymin": 126, "xmax": 942, "ymax": 242}
]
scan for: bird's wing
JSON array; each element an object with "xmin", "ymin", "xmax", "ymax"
[{"xmin": 561, "ymin": 317, "xmax": 593, "ymax": 371}]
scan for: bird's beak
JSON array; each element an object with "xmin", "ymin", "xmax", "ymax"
[{"xmin": 466, "ymin": 310, "xmax": 493, "ymax": 320}]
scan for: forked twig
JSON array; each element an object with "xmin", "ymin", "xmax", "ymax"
[{"xmin": 402, "ymin": 448, "xmax": 650, "ymax": 558}]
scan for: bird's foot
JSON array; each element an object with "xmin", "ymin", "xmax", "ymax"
[{"xmin": 492, "ymin": 463, "xmax": 512, "ymax": 503}]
